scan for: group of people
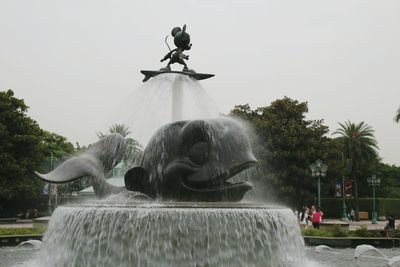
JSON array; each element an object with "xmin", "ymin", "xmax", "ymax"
[
  {"xmin": 16, "ymin": 209, "xmax": 39, "ymax": 219},
  {"xmin": 296, "ymin": 205, "xmax": 324, "ymax": 229}
]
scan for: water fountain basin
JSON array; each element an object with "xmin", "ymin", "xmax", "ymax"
[{"xmin": 34, "ymin": 202, "xmax": 306, "ymax": 267}]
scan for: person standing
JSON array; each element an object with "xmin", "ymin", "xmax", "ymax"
[
  {"xmin": 300, "ymin": 206, "xmax": 308, "ymax": 227},
  {"xmin": 384, "ymin": 215, "xmax": 396, "ymax": 238},
  {"xmin": 312, "ymin": 208, "xmax": 322, "ymax": 229},
  {"xmin": 350, "ymin": 208, "xmax": 355, "ymax": 222}
]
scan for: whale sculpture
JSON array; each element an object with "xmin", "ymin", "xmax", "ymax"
[
  {"xmin": 125, "ymin": 118, "xmax": 256, "ymax": 201},
  {"xmin": 35, "ymin": 118, "xmax": 256, "ymax": 202},
  {"xmin": 34, "ymin": 133, "xmax": 148, "ymax": 198}
]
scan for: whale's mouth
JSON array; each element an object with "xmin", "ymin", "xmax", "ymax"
[{"xmin": 181, "ymin": 161, "xmax": 255, "ymax": 193}]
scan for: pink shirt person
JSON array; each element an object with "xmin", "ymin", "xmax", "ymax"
[{"xmin": 312, "ymin": 211, "xmax": 322, "ymax": 223}]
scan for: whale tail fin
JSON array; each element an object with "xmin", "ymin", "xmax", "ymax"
[{"xmin": 34, "ymin": 133, "xmax": 127, "ymax": 198}]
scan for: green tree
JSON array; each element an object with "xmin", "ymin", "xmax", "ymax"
[
  {"xmin": 334, "ymin": 121, "xmax": 378, "ymax": 221},
  {"xmin": 231, "ymin": 97, "xmax": 336, "ymax": 206},
  {"xmin": 40, "ymin": 131, "xmax": 74, "ymax": 167},
  {"xmin": 0, "ymin": 90, "xmax": 74, "ymax": 216},
  {"xmin": 375, "ymin": 163, "xmax": 400, "ymax": 198},
  {"xmin": 0, "ymin": 90, "xmax": 44, "ymax": 204},
  {"xmin": 97, "ymin": 123, "xmax": 131, "ymax": 138}
]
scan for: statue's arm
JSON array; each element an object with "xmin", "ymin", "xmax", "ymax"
[{"xmin": 161, "ymin": 49, "xmax": 176, "ymax": 62}]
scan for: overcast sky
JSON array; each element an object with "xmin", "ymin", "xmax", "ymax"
[{"xmin": 1, "ymin": 0, "xmax": 399, "ymax": 165}]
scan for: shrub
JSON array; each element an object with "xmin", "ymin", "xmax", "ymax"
[
  {"xmin": 301, "ymin": 228, "xmax": 334, "ymax": 237},
  {"xmin": 331, "ymin": 225, "xmax": 348, "ymax": 237}
]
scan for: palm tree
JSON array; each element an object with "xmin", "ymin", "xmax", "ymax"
[
  {"xmin": 334, "ymin": 121, "xmax": 378, "ymax": 221},
  {"xmin": 97, "ymin": 123, "xmax": 131, "ymax": 138},
  {"xmin": 395, "ymin": 107, "xmax": 400, "ymax": 123},
  {"xmin": 97, "ymin": 123, "xmax": 143, "ymax": 170}
]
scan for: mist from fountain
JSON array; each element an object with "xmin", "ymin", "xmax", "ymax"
[{"xmin": 109, "ymin": 73, "xmax": 220, "ymax": 146}]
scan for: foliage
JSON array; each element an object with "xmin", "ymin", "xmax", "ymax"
[
  {"xmin": 330, "ymin": 225, "xmax": 349, "ymax": 237},
  {"xmin": 97, "ymin": 123, "xmax": 131, "ymax": 138},
  {"xmin": 354, "ymin": 225, "xmax": 369, "ymax": 237},
  {"xmin": 0, "ymin": 90, "xmax": 74, "ymax": 216},
  {"xmin": 333, "ymin": 121, "xmax": 379, "ymax": 220},
  {"xmin": 301, "ymin": 228, "xmax": 334, "ymax": 237},
  {"xmin": 302, "ymin": 226, "xmax": 348, "ymax": 237},
  {"xmin": 97, "ymin": 123, "xmax": 143, "ymax": 171},
  {"xmin": 0, "ymin": 90, "xmax": 44, "ymax": 203},
  {"xmin": 376, "ymin": 163, "xmax": 400, "ymax": 198},
  {"xmin": 231, "ymin": 97, "xmax": 337, "ymax": 205},
  {"xmin": 301, "ymin": 226, "xmax": 398, "ymax": 238}
]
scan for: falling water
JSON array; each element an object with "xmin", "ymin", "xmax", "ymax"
[
  {"xmin": 28, "ymin": 203, "xmax": 307, "ymax": 267},
  {"xmin": 109, "ymin": 73, "xmax": 220, "ymax": 146}
]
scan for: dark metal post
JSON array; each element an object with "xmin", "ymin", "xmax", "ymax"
[
  {"xmin": 317, "ymin": 176, "xmax": 321, "ymax": 208},
  {"xmin": 310, "ymin": 159, "xmax": 328, "ymax": 209},
  {"xmin": 47, "ymin": 152, "xmax": 54, "ymax": 215},
  {"xmin": 367, "ymin": 174, "xmax": 380, "ymax": 225},
  {"xmin": 372, "ymin": 185, "xmax": 377, "ymax": 224},
  {"xmin": 341, "ymin": 175, "xmax": 348, "ymax": 221}
]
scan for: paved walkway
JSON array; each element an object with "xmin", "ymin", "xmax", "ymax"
[
  {"xmin": 322, "ymin": 218, "xmax": 389, "ymax": 230},
  {"xmin": 0, "ymin": 218, "xmax": 46, "ymax": 229}
]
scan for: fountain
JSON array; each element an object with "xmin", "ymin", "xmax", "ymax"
[{"xmin": 28, "ymin": 25, "xmax": 309, "ymax": 266}]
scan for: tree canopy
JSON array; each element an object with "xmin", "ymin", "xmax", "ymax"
[
  {"xmin": 0, "ymin": 90, "xmax": 74, "ymax": 216},
  {"xmin": 333, "ymin": 121, "xmax": 378, "ymax": 220},
  {"xmin": 231, "ymin": 97, "xmax": 336, "ymax": 205}
]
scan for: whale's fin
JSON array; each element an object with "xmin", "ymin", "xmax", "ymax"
[
  {"xmin": 35, "ymin": 133, "xmax": 127, "ymax": 198},
  {"xmin": 34, "ymin": 156, "xmax": 98, "ymax": 183}
]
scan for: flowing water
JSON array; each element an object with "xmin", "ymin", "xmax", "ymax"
[
  {"xmin": 23, "ymin": 203, "xmax": 308, "ymax": 267},
  {"xmin": 109, "ymin": 74, "xmax": 220, "ymax": 146}
]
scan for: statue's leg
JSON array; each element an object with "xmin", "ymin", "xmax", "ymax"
[
  {"xmin": 178, "ymin": 59, "xmax": 188, "ymax": 71},
  {"xmin": 164, "ymin": 60, "xmax": 173, "ymax": 70}
]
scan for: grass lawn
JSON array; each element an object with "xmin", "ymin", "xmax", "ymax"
[{"xmin": 0, "ymin": 226, "xmax": 47, "ymax": 236}]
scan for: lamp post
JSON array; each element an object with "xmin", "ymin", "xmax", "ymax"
[
  {"xmin": 310, "ymin": 159, "xmax": 328, "ymax": 208},
  {"xmin": 341, "ymin": 175, "xmax": 348, "ymax": 221},
  {"xmin": 47, "ymin": 152, "xmax": 54, "ymax": 215},
  {"xmin": 367, "ymin": 174, "xmax": 381, "ymax": 224}
]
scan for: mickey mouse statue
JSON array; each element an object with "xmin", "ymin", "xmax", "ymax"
[
  {"xmin": 140, "ymin": 25, "xmax": 214, "ymax": 82},
  {"xmin": 160, "ymin": 24, "xmax": 193, "ymax": 72}
]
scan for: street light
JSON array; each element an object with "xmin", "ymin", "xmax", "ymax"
[
  {"xmin": 367, "ymin": 174, "xmax": 381, "ymax": 224},
  {"xmin": 310, "ymin": 159, "xmax": 328, "ymax": 208},
  {"xmin": 47, "ymin": 152, "xmax": 54, "ymax": 215},
  {"xmin": 341, "ymin": 174, "xmax": 348, "ymax": 222}
]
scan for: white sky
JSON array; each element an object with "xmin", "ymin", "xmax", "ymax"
[{"xmin": 0, "ymin": 0, "xmax": 399, "ymax": 165}]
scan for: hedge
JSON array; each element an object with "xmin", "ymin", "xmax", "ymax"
[{"xmin": 319, "ymin": 198, "xmax": 400, "ymax": 219}]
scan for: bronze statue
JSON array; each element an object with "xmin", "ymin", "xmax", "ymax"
[
  {"xmin": 141, "ymin": 24, "xmax": 214, "ymax": 82},
  {"xmin": 161, "ymin": 25, "xmax": 192, "ymax": 71}
]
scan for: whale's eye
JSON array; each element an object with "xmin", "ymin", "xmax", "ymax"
[{"xmin": 188, "ymin": 142, "xmax": 208, "ymax": 165}]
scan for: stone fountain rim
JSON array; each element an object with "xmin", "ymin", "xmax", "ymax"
[{"xmin": 61, "ymin": 201, "xmax": 288, "ymax": 210}]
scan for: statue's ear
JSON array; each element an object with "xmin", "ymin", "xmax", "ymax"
[{"xmin": 124, "ymin": 167, "xmax": 148, "ymax": 193}]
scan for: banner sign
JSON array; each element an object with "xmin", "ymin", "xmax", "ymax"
[
  {"xmin": 344, "ymin": 180, "xmax": 352, "ymax": 197},
  {"xmin": 335, "ymin": 180, "xmax": 342, "ymax": 197}
]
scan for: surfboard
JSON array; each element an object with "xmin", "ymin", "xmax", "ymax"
[{"xmin": 140, "ymin": 70, "xmax": 214, "ymax": 82}]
